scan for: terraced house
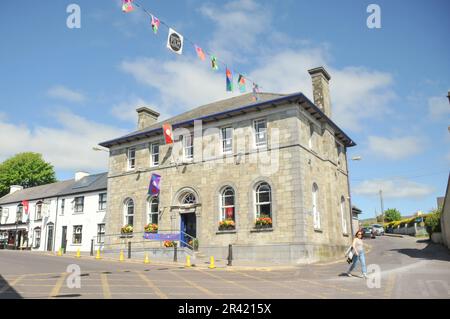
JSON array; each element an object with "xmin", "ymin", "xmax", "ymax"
[{"xmin": 99, "ymin": 67, "xmax": 356, "ymax": 263}]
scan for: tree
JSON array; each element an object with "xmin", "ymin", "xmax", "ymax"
[
  {"xmin": 384, "ymin": 208, "xmax": 402, "ymax": 222},
  {"xmin": 425, "ymin": 208, "xmax": 442, "ymax": 238},
  {"xmin": 0, "ymin": 153, "xmax": 57, "ymax": 197}
]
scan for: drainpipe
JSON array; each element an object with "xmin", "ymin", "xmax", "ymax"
[{"xmin": 54, "ymin": 197, "xmax": 59, "ymax": 252}]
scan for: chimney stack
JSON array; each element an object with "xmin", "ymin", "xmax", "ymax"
[
  {"xmin": 75, "ymin": 172, "xmax": 90, "ymax": 181},
  {"xmin": 308, "ymin": 67, "xmax": 332, "ymax": 118},
  {"xmin": 137, "ymin": 107, "xmax": 160, "ymax": 130},
  {"xmin": 9, "ymin": 185, "xmax": 23, "ymax": 194}
]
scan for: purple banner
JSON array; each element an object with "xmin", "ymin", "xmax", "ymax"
[
  {"xmin": 143, "ymin": 233, "xmax": 181, "ymax": 241},
  {"xmin": 148, "ymin": 173, "xmax": 161, "ymax": 196}
]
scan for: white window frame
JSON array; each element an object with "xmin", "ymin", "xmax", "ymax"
[
  {"xmin": 73, "ymin": 225, "xmax": 82, "ymax": 244},
  {"xmin": 220, "ymin": 187, "xmax": 235, "ymax": 222},
  {"xmin": 97, "ymin": 224, "xmax": 105, "ymax": 244},
  {"xmin": 253, "ymin": 118, "xmax": 267, "ymax": 149},
  {"xmin": 16, "ymin": 205, "xmax": 23, "ymax": 222},
  {"xmin": 60, "ymin": 199, "xmax": 65, "ymax": 215},
  {"xmin": 74, "ymin": 196, "xmax": 84, "ymax": 213},
  {"xmin": 182, "ymin": 134, "xmax": 194, "ymax": 160},
  {"xmin": 255, "ymin": 182, "xmax": 272, "ymax": 219},
  {"xmin": 150, "ymin": 143, "xmax": 160, "ymax": 167},
  {"xmin": 340, "ymin": 196, "xmax": 348, "ymax": 235},
  {"xmin": 33, "ymin": 228, "xmax": 41, "ymax": 248},
  {"xmin": 147, "ymin": 196, "xmax": 159, "ymax": 225},
  {"xmin": 35, "ymin": 201, "xmax": 43, "ymax": 221},
  {"xmin": 98, "ymin": 193, "xmax": 107, "ymax": 211},
  {"xmin": 221, "ymin": 127, "xmax": 233, "ymax": 154},
  {"xmin": 124, "ymin": 199, "xmax": 134, "ymax": 226},
  {"xmin": 312, "ymin": 183, "xmax": 321, "ymax": 230},
  {"xmin": 127, "ymin": 147, "xmax": 136, "ymax": 170}
]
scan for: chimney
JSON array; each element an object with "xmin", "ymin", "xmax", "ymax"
[
  {"xmin": 9, "ymin": 185, "xmax": 23, "ymax": 194},
  {"xmin": 75, "ymin": 172, "xmax": 90, "ymax": 181},
  {"xmin": 308, "ymin": 67, "xmax": 332, "ymax": 118},
  {"xmin": 137, "ymin": 107, "xmax": 160, "ymax": 130}
]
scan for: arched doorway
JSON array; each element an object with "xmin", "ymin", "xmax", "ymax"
[{"xmin": 176, "ymin": 189, "xmax": 199, "ymax": 247}]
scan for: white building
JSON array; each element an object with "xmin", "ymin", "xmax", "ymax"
[{"xmin": 0, "ymin": 172, "xmax": 107, "ymax": 253}]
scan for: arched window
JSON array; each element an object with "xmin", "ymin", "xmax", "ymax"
[
  {"xmin": 148, "ymin": 196, "xmax": 159, "ymax": 225},
  {"xmin": 0, "ymin": 207, "xmax": 2, "ymax": 225},
  {"xmin": 33, "ymin": 227, "xmax": 41, "ymax": 248},
  {"xmin": 124, "ymin": 199, "xmax": 134, "ymax": 226},
  {"xmin": 255, "ymin": 182, "xmax": 272, "ymax": 218},
  {"xmin": 35, "ymin": 201, "xmax": 43, "ymax": 221},
  {"xmin": 312, "ymin": 183, "xmax": 320, "ymax": 229},
  {"xmin": 340, "ymin": 196, "xmax": 348, "ymax": 234},
  {"xmin": 220, "ymin": 187, "xmax": 235, "ymax": 222},
  {"xmin": 181, "ymin": 192, "xmax": 196, "ymax": 205}
]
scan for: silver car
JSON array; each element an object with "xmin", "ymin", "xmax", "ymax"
[{"xmin": 371, "ymin": 224, "xmax": 385, "ymax": 236}]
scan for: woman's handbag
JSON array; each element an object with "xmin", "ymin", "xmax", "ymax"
[{"xmin": 345, "ymin": 246, "xmax": 354, "ymax": 264}]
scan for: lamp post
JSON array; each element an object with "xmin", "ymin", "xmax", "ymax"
[
  {"xmin": 447, "ymin": 91, "xmax": 450, "ymax": 104},
  {"xmin": 92, "ymin": 146, "xmax": 109, "ymax": 152}
]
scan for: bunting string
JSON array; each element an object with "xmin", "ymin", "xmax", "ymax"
[{"xmin": 124, "ymin": 0, "xmax": 263, "ymax": 100}]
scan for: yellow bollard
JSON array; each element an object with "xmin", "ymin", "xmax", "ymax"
[
  {"xmin": 95, "ymin": 248, "xmax": 101, "ymax": 260},
  {"xmin": 57, "ymin": 248, "xmax": 62, "ymax": 256},
  {"xmin": 76, "ymin": 248, "xmax": 81, "ymax": 258},
  {"xmin": 208, "ymin": 256, "xmax": 215, "ymax": 269},
  {"xmin": 119, "ymin": 250, "xmax": 124, "ymax": 262},
  {"xmin": 185, "ymin": 255, "xmax": 191, "ymax": 268},
  {"xmin": 144, "ymin": 253, "xmax": 150, "ymax": 264}
]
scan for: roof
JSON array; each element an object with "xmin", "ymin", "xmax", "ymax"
[
  {"xmin": 352, "ymin": 206, "xmax": 362, "ymax": 214},
  {"xmin": 99, "ymin": 92, "xmax": 356, "ymax": 148},
  {"xmin": 0, "ymin": 173, "xmax": 107, "ymax": 205}
]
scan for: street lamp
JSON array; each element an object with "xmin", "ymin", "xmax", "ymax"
[
  {"xmin": 347, "ymin": 155, "xmax": 363, "ymax": 236},
  {"xmin": 92, "ymin": 146, "xmax": 109, "ymax": 152}
]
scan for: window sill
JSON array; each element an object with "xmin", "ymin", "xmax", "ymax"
[
  {"xmin": 216, "ymin": 230, "xmax": 237, "ymax": 234},
  {"xmin": 314, "ymin": 228, "xmax": 323, "ymax": 233},
  {"xmin": 71, "ymin": 243, "xmax": 82, "ymax": 246},
  {"xmin": 73, "ymin": 212, "xmax": 84, "ymax": 215},
  {"xmin": 250, "ymin": 228, "xmax": 273, "ymax": 233}
]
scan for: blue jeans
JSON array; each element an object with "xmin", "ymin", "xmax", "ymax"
[{"xmin": 348, "ymin": 250, "xmax": 367, "ymax": 274}]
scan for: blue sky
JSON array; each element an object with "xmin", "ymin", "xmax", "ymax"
[{"xmin": 0, "ymin": 0, "xmax": 449, "ymax": 220}]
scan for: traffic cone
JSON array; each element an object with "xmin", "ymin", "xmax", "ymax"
[
  {"xmin": 95, "ymin": 248, "xmax": 101, "ymax": 260},
  {"xmin": 144, "ymin": 253, "xmax": 150, "ymax": 264},
  {"xmin": 185, "ymin": 255, "xmax": 191, "ymax": 268},
  {"xmin": 208, "ymin": 256, "xmax": 215, "ymax": 269},
  {"xmin": 76, "ymin": 248, "xmax": 81, "ymax": 258},
  {"xmin": 57, "ymin": 248, "xmax": 62, "ymax": 256},
  {"xmin": 119, "ymin": 250, "xmax": 124, "ymax": 262}
]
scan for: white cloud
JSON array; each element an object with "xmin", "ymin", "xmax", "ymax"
[
  {"xmin": 47, "ymin": 85, "xmax": 86, "ymax": 103},
  {"xmin": 367, "ymin": 135, "xmax": 424, "ymax": 160},
  {"xmin": 428, "ymin": 96, "xmax": 450, "ymax": 120},
  {"xmin": 354, "ymin": 178, "xmax": 434, "ymax": 199},
  {"xmin": 0, "ymin": 110, "xmax": 125, "ymax": 171}
]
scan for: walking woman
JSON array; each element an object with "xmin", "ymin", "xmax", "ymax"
[{"xmin": 346, "ymin": 230, "xmax": 367, "ymax": 279}]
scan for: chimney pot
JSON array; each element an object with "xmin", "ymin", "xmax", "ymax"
[
  {"xmin": 75, "ymin": 172, "xmax": 90, "ymax": 181},
  {"xmin": 137, "ymin": 107, "xmax": 160, "ymax": 130},
  {"xmin": 9, "ymin": 185, "xmax": 23, "ymax": 194},
  {"xmin": 308, "ymin": 66, "xmax": 332, "ymax": 118}
]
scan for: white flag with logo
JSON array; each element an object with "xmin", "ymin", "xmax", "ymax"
[{"xmin": 166, "ymin": 28, "xmax": 184, "ymax": 55}]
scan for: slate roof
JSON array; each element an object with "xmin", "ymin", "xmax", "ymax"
[
  {"xmin": 0, "ymin": 173, "xmax": 107, "ymax": 205},
  {"xmin": 99, "ymin": 92, "xmax": 356, "ymax": 148}
]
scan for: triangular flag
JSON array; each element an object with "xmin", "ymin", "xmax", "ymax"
[
  {"xmin": 238, "ymin": 74, "xmax": 246, "ymax": 93},
  {"xmin": 211, "ymin": 56, "xmax": 219, "ymax": 70},
  {"xmin": 151, "ymin": 15, "xmax": 160, "ymax": 34},
  {"xmin": 226, "ymin": 68, "xmax": 233, "ymax": 92},
  {"xmin": 194, "ymin": 45, "xmax": 206, "ymax": 61},
  {"xmin": 122, "ymin": 0, "xmax": 134, "ymax": 13},
  {"xmin": 167, "ymin": 28, "xmax": 184, "ymax": 55}
]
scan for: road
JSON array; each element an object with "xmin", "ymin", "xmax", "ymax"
[{"xmin": 0, "ymin": 235, "xmax": 449, "ymax": 299}]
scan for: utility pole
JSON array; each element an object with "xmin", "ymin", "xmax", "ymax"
[{"xmin": 379, "ymin": 190, "xmax": 384, "ymax": 223}]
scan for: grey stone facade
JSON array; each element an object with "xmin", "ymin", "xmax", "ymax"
[{"xmin": 100, "ymin": 67, "xmax": 356, "ymax": 264}]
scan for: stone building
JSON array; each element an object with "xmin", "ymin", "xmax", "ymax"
[{"xmin": 99, "ymin": 67, "xmax": 356, "ymax": 263}]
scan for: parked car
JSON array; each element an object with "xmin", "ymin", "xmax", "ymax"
[
  {"xmin": 371, "ymin": 224, "xmax": 385, "ymax": 236},
  {"xmin": 361, "ymin": 227, "xmax": 376, "ymax": 239}
]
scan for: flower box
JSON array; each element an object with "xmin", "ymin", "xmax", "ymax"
[
  {"xmin": 218, "ymin": 219, "xmax": 236, "ymax": 231},
  {"xmin": 144, "ymin": 223, "xmax": 158, "ymax": 233},
  {"xmin": 163, "ymin": 240, "xmax": 177, "ymax": 248},
  {"xmin": 121, "ymin": 224, "xmax": 133, "ymax": 234},
  {"xmin": 255, "ymin": 216, "xmax": 272, "ymax": 229}
]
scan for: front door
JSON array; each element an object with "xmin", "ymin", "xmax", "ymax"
[
  {"xmin": 61, "ymin": 226, "xmax": 67, "ymax": 252},
  {"xmin": 181, "ymin": 213, "xmax": 196, "ymax": 247},
  {"xmin": 47, "ymin": 225, "xmax": 54, "ymax": 251}
]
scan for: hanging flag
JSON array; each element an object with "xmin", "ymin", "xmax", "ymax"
[
  {"xmin": 167, "ymin": 28, "xmax": 184, "ymax": 55},
  {"xmin": 238, "ymin": 74, "xmax": 246, "ymax": 93},
  {"xmin": 226, "ymin": 68, "xmax": 233, "ymax": 92},
  {"xmin": 211, "ymin": 55, "xmax": 219, "ymax": 70},
  {"xmin": 252, "ymin": 83, "xmax": 260, "ymax": 101},
  {"xmin": 148, "ymin": 174, "xmax": 161, "ymax": 196},
  {"xmin": 194, "ymin": 45, "xmax": 206, "ymax": 61},
  {"xmin": 163, "ymin": 123, "xmax": 174, "ymax": 144},
  {"xmin": 122, "ymin": 0, "xmax": 134, "ymax": 13},
  {"xmin": 21, "ymin": 200, "xmax": 29, "ymax": 215},
  {"xmin": 151, "ymin": 15, "xmax": 160, "ymax": 34}
]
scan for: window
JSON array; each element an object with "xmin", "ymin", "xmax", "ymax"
[
  {"xmin": 148, "ymin": 197, "xmax": 159, "ymax": 225},
  {"xmin": 61, "ymin": 199, "xmax": 65, "ymax": 215},
  {"xmin": 309, "ymin": 123, "xmax": 314, "ymax": 149},
  {"xmin": 221, "ymin": 127, "xmax": 233, "ymax": 154},
  {"xmin": 35, "ymin": 201, "xmax": 43, "ymax": 220},
  {"xmin": 97, "ymin": 224, "xmax": 105, "ymax": 244},
  {"xmin": 124, "ymin": 199, "xmax": 134, "ymax": 226},
  {"xmin": 336, "ymin": 142, "xmax": 343, "ymax": 164},
  {"xmin": 98, "ymin": 193, "xmax": 107, "ymax": 211},
  {"xmin": 255, "ymin": 182, "xmax": 272, "ymax": 219},
  {"xmin": 0, "ymin": 208, "xmax": 8, "ymax": 224},
  {"xmin": 181, "ymin": 134, "xmax": 194, "ymax": 159},
  {"xmin": 150, "ymin": 143, "xmax": 160, "ymax": 167},
  {"xmin": 312, "ymin": 183, "xmax": 320, "ymax": 229},
  {"xmin": 33, "ymin": 228, "xmax": 41, "ymax": 248},
  {"xmin": 254, "ymin": 119, "xmax": 267, "ymax": 148},
  {"xmin": 73, "ymin": 225, "xmax": 82, "ymax": 244},
  {"xmin": 0, "ymin": 207, "xmax": 2, "ymax": 225},
  {"xmin": 127, "ymin": 147, "xmax": 136, "ymax": 170},
  {"xmin": 220, "ymin": 187, "xmax": 235, "ymax": 222},
  {"xmin": 16, "ymin": 205, "xmax": 23, "ymax": 222},
  {"xmin": 340, "ymin": 196, "xmax": 348, "ymax": 234},
  {"xmin": 74, "ymin": 197, "xmax": 84, "ymax": 213},
  {"xmin": 181, "ymin": 193, "xmax": 196, "ymax": 205}
]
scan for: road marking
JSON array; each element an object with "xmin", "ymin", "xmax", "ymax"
[
  {"xmin": 100, "ymin": 274, "xmax": 112, "ymax": 299},
  {"xmin": 0, "ymin": 275, "xmax": 26, "ymax": 294},
  {"xmin": 234, "ymin": 270, "xmax": 326, "ymax": 299},
  {"xmin": 169, "ymin": 270, "xmax": 219, "ymax": 298},
  {"xmin": 48, "ymin": 273, "xmax": 68, "ymax": 299},
  {"xmin": 194, "ymin": 268, "xmax": 267, "ymax": 297},
  {"xmin": 137, "ymin": 272, "xmax": 168, "ymax": 299}
]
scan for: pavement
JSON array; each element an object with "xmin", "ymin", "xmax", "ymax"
[{"xmin": 0, "ymin": 235, "xmax": 449, "ymax": 299}]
